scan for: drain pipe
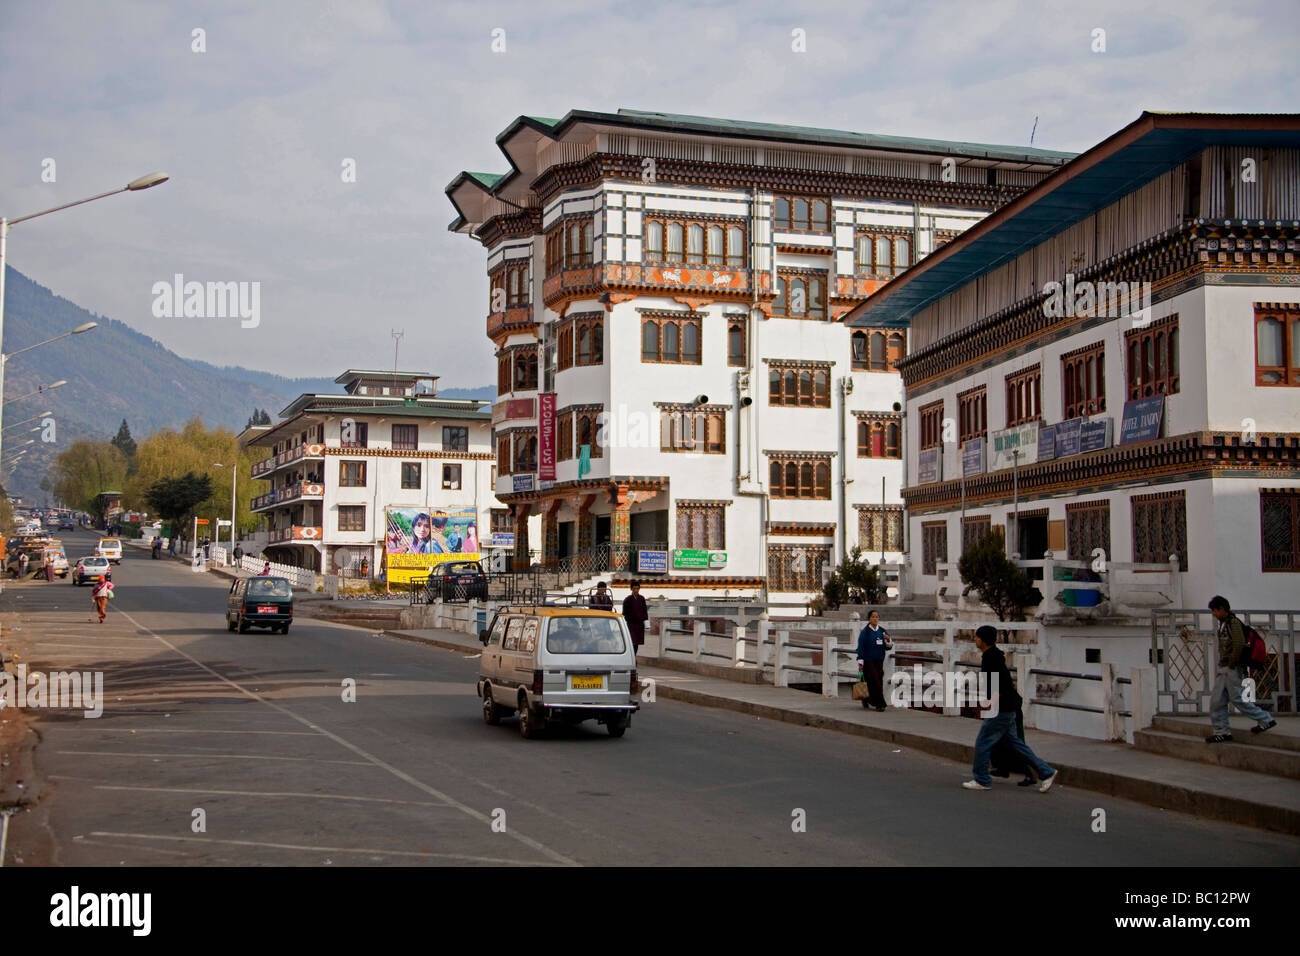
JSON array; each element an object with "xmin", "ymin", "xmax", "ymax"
[{"xmin": 733, "ymin": 186, "xmax": 768, "ymax": 603}]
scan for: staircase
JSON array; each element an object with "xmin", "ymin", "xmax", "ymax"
[{"xmin": 1134, "ymin": 715, "xmax": 1300, "ymax": 780}]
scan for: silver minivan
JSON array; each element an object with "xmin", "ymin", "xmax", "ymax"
[{"xmin": 477, "ymin": 606, "xmax": 639, "ymax": 738}]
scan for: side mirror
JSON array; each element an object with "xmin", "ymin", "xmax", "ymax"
[{"xmin": 479, "ymin": 629, "xmax": 490, "ymax": 645}]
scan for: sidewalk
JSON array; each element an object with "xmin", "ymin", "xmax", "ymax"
[{"xmin": 384, "ymin": 625, "xmax": 1300, "ymax": 836}]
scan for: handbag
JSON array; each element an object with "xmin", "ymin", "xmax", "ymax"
[{"xmin": 852, "ymin": 681, "xmax": 870, "ymax": 700}]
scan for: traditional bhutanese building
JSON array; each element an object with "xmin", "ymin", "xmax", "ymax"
[
  {"xmin": 846, "ymin": 111, "xmax": 1300, "ymax": 618},
  {"xmin": 447, "ymin": 109, "xmax": 1071, "ymax": 595}
]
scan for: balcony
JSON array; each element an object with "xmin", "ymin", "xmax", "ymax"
[
  {"xmin": 268, "ymin": 525, "xmax": 323, "ymax": 544},
  {"xmin": 251, "ymin": 443, "xmax": 326, "ymax": 479},
  {"xmin": 251, "ymin": 481, "xmax": 325, "ymax": 513},
  {"xmin": 487, "ymin": 305, "xmax": 534, "ymax": 338}
]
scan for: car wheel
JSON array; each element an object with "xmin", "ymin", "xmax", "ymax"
[
  {"xmin": 279, "ymin": 624, "xmax": 290, "ymax": 634},
  {"xmin": 237, "ymin": 616, "xmax": 250, "ymax": 634},
  {"xmin": 607, "ymin": 715, "xmax": 629, "ymax": 738},
  {"xmin": 482, "ymin": 686, "xmax": 502, "ymax": 725},
  {"xmin": 518, "ymin": 694, "xmax": 542, "ymax": 739}
]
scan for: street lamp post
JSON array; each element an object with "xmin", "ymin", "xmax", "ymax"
[
  {"xmin": 3, "ymin": 380, "xmax": 66, "ymax": 406},
  {"xmin": 213, "ymin": 461, "xmax": 237, "ymax": 564},
  {"xmin": 0, "ymin": 173, "xmax": 168, "ymax": 463}
]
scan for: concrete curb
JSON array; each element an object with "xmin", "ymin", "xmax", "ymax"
[{"xmin": 380, "ymin": 627, "xmax": 1299, "ymax": 835}]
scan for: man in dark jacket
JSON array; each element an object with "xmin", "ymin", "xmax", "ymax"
[
  {"xmin": 854, "ymin": 610, "xmax": 892, "ymax": 711},
  {"xmin": 622, "ymin": 581, "xmax": 648, "ymax": 654},
  {"xmin": 1206, "ymin": 595, "xmax": 1276, "ymax": 742},
  {"xmin": 963, "ymin": 625, "xmax": 1058, "ymax": 793},
  {"xmin": 589, "ymin": 582, "xmax": 614, "ymax": 609}
]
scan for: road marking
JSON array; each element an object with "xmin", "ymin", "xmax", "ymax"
[
  {"xmin": 76, "ymin": 728, "xmax": 322, "ymax": 736},
  {"xmin": 61, "ymin": 781, "xmax": 448, "ymax": 806},
  {"xmin": 56, "ymin": 750, "xmax": 372, "ymax": 765},
  {"xmin": 89, "ymin": 832, "xmax": 550, "ymax": 865},
  {"xmin": 114, "ymin": 607, "xmax": 579, "ymax": 867}
]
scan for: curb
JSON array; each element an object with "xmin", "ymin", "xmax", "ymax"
[{"xmin": 380, "ymin": 628, "xmax": 1299, "ymax": 835}]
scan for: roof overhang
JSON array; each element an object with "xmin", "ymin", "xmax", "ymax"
[{"xmin": 846, "ymin": 111, "xmax": 1300, "ymax": 329}]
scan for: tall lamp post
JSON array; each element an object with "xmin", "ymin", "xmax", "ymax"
[
  {"xmin": 1, "ymin": 173, "xmax": 168, "ymax": 462},
  {"xmin": 213, "ymin": 461, "xmax": 237, "ymax": 564}
]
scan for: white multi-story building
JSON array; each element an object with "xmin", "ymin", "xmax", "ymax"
[
  {"xmin": 242, "ymin": 370, "xmax": 506, "ymax": 575},
  {"xmin": 845, "ymin": 111, "xmax": 1300, "ymax": 696},
  {"xmin": 447, "ymin": 109, "xmax": 1072, "ymax": 595}
]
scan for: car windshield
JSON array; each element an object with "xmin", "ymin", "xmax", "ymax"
[
  {"xmin": 545, "ymin": 616, "xmax": 627, "ymax": 655},
  {"xmin": 83, "ymin": 557, "xmax": 108, "ymax": 567},
  {"xmin": 246, "ymin": 579, "xmax": 292, "ymax": 599},
  {"xmin": 99, "ymin": 540, "xmax": 120, "ymax": 548},
  {"xmin": 445, "ymin": 563, "xmax": 481, "ymax": 575}
]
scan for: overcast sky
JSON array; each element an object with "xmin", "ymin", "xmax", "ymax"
[{"xmin": 1, "ymin": 0, "xmax": 1297, "ymax": 386}]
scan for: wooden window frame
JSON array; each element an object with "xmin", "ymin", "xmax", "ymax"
[
  {"xmin": 768, "ymin": 454, "xmax": 832, "ymax": 499},
  {"xmin": 576, "ymin": 410, "xmax": 604, "ymax": 459},
  {"xmin": 400, "ymin": 462, "xmax": 421, "ymax": 490},
  {"xmin": 644, "ymin": 216, "xmax": 746, "ymax": 267},
  {"xmin": 957, "ymin": 385, "xmax": 987, "ymax": 444},
  {"xmin": 1062, "ymin": 341, "xmax": 1106, "ymax": 419},
  {"xmin": 391, "ymin": 423, "xmax": 418, "ymax": 452},
  {"xmin": 490, "ymin": 508, "xmax": 513, "ymax": 534},
  {"xmin": 660, "ymin": 409, "xmax": 725, "ymax": 454},
  {"xmin": 337, "ymin": 505, "xmax": 366, "ymax": 532},
  {"xmin": 851, "ymin": 329, "xmax": 905, "ymax": 372},
  {"xmin": 442, "ymin": 463, "xmax": 462, "ymax": 490},
  {"xmin": 767, "ymin": 544, "xmax": 832, "ymax": 592},
  {"xmin": 856, "ymin": 416, "xmax": 902, "ymax": 459},
  {"xmin": 773, "ymin": 270, "xmax": 827, "ymax": 320},
  {"xmin": 768, "ymin": 363, "xmax": 831, "ymax": 408},
  {"xmin": 919, "ymin": 400, "xmax": 943, "ymax": 450},
  {"xmin": 513, "ymin": 348, "xmax": 539, "ymax": 391},
  {"xmin": 1005, "ymin": 364, "xmax": 1042, "ymax": 427},
  {"xmin": 1066, "ymin": 499, "xmax": 1111, "ymax": 563},
  {"xmin": 1253, "ymin": 304, "xmax": 1300, "ymax": 387},
  {"xmin": 859, "ymin": 506, "xmax": 904, "ymax": 552},
  {"xmin": 961, "ymin": 515, "xmax": 992, "ymax": 555},
  {"xmin": 340, "ymin": 421, "xmax": 368, "ymax": 449},
  {"xmin": 728, "ymin": 317, "xmax": 747, "ymax": 367},
  {"xmin": 497, "ymin": 435, "xmax": 511, "ymax": 475},
  {"xmin": 442, "ymin": 426, "xmax": 468, "ymax": 452},
  {"xmin": 640, "ymin": 315, "xmax": 703, "ymax": 365},
  {"xmin": 1261, "ymin": 490, "xmax": 1300, "ymax": 572},
  {"xmin": 339, "ymin": 460, "xmax": 367, "ymax": 488},
  {"xmin": 856, "ymin": 230, "xmax": 914, "ymax": 278},
  {"xmin": 557, "ymin": 411, "xmax": 574, "ymax": 462},
  {"xmin": 1131, "ymin": 489, "xmax": 1187, "ymax": 572},
  {"xmin": 677, "ymin": 504, "xmax": 726, "ymax": 550},
  {"xmin": 1125, "ymin": 314, "xmax": 1180, "ymax": 400},
  {"xmin": 773, "ymin": 196, "xmax": 831, "ymax": 233},
  {"xmin": 921, "ymin": 521, "xmax": 948, "ymax": 576}
]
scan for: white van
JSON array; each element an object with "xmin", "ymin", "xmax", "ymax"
[{"xmin": 477, "ymin": 605, "xmax": 639, "ymax": 739}]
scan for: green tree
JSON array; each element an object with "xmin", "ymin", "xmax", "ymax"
[
  {"xmin": 111, "ymin": 419, "xmax": 137, "ymax": 464},
  {"xmin": 822, "ymin": 546, "xmax": 887, "ymax": 610},
  {"xmin": 144, "ymin": 472, "xmax": 213, "ymax": 534},
  {"xmin": 51, "ymin": 441, "xmax": 128, "ymax": 520},
  {"xmin": 957, "ymin": 529, "xmax": 1042, "ymax": 621}
]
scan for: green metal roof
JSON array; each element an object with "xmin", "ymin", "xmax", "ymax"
[
  {"xmin": 305, "ymin": 405, "xmax": 491, "ymax": 422},
  {"xmin": 466, "ymin": 172, "xmax": 505, "ymax": 189}
]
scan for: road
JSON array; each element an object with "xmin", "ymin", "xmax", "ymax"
[{"xmin": 2, "ymin": 528, "xmax": 1296, "ymax": 866}]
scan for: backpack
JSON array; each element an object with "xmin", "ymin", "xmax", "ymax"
[{"xmin": 1241, "ymin": 621, "xmax": 1268, "ymax": 670}]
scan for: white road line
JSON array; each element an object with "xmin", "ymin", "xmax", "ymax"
[
  {"xmin": 114, "ymin": 607, "xmax": 579, "ymax": 867},
  {"xmin": 72, "ymin": 782, "xmax": 448, "ymax": 807},
  {"xmin": 75, "ymin": 728, "xmax": 322, "ymax": 736},
  {"xmin": 55, "ymin": 750, "xmax": 372, "ymax": 766},
  {"xmin": 89, "ymin": 832, "xmax": 550, "ymax": 865}
]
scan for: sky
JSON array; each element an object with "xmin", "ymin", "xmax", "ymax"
[{"xmin": 1, "ymin": 0, "xmax": 1297, "ymax": 387}]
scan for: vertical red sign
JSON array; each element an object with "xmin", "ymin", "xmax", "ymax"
[{"xmin": 538, "ymin": 392, "xmax": 556, "ymax": 481}]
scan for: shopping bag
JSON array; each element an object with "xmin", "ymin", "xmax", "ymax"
[{"xmin": 851, "ymin": 681, "xmax": 870, "ymax": 701}]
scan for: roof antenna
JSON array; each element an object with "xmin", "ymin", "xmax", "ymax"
[
  {"xmin": 391, "ymin": 328, "xmax": 404, "ymax": 404},
  {"xmin": 1029, "ymin": 115, "xmax": 1039, "ymax": 146}
]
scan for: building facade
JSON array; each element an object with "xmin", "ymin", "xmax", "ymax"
[
  {"xmin": 242, "ymin": 370, "xmax": 505, "ymax": 575},
  {"xmin": 447, "ymin": 109, "xmax": 1072, "ymax": 595},
  {"xmin": 846, "ymin": 112, "xmax": 1300, "ymax": 682}
]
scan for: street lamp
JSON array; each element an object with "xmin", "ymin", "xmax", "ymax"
[
  {"xmin": 0, "ymin": 172, "xmax": 168, "ymax": 466},
  {"xmin": 1, "ymin": 411, "xmax": 53, "ymax": 431},
  {"xmin": 3, "ymin": 380, "xmax": 66, "ymax": 406},
  {"xmin": 212, "ymin": 461, "xmax": 237, "ymax": 564}
]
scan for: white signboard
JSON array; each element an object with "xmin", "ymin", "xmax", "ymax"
[{"xmin": 990, "ymin": 422, "xmax": 1040, "ymax": 472}]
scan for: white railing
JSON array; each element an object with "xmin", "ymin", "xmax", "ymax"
[
  {"xmin": 935, "ymin": 554, "xmax": 1182, "ymax": 617},
  {"xmin": 237, "ymin": 554, "xmax": 316, "ymax": 590}
]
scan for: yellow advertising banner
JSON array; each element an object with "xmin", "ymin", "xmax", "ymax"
[{"xmin": 384, "ymin": 507, "xmax": 480, "ymax": 585}]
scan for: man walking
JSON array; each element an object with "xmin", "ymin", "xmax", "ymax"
[
  {"xmin": 963, "ymin": 625, "xmax": 1058, "ymax": 793},
  {"xmin": 622, "ymin": 581, "xmax": 648, "ymax": 655},
  {"xmin": 1206, "ymin": 595, "xmax": 1276, "ymax": 742},
  {"xmin": 854, "ymin": 609, "xmax": 892, "ymax": 711}
]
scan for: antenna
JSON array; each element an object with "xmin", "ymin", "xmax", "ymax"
[{"xmin": 1029, "ymin": 115, "xmax": 1039, "ymax": 145}]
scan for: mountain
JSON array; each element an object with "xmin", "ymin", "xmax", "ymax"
[{"xmin": 0, "ymin": 267, "xmax": 490, "ymax": 503}]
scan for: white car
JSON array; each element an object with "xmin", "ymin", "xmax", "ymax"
[{"xmin": 95, "ymin": 538, "xmax": 123, "ymax": 564}]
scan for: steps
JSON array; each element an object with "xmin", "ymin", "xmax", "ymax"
[
  {"xmin": 1134, "ymin": 716, "xmax": 1300, "ymax": 780},
  {"xmin": 305, "ymin": 603, "xmax": 406, "ymax": 630}
]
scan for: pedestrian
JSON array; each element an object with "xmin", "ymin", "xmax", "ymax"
[
  {"xmin": 91, "ymin": 576, "xmax": 113, "ymax": 623},
  {"xmin": 963, "ymin": 625, "xmax": 1058, "ymax": 792},
  {"xmin": 589, "ymin": 581, "xmax": 614, "ymax": 609},
  {"xmin": 622, "ymin": 581, "xmax": 648, "ymax": 654},
  {"xmin": 1205, "ymin": 595, "xmax": 1276, "ymax": 742},
  {"xmin": 234, "ymin": 542, "xmax": 243, "ymax": 562},
  {"xmin": 261, "ymin": 561, "xmax": 271, "ymax": 576},
  {"xmin": 990, "ymin": 705, "xmax": 1037, "ymax": 787},
  {"xmin": 44, "ymin": 554, "xmax": 54, "ymax": 582},
  {"xmin": 854, "ymin": 609, "xmax": 892, "ymax": 711},
  {"xmin": 17, "ymin": 552, "xmax": 28, "ymax": 578}
]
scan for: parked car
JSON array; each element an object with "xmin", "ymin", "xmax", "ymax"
[
  {"xmin": 226, "ymin": 576, "xmax": 294, "ymax": 633},
  {"xmin": 43, "ymin": 545, "xmax": 69, "ymax": 578},
  {"xmin": 72, "ymin": 556, "xmax": 112, "ymax": 586},
  {"xmin": 58, "ymin": 518, "xmax": 75, "ymax": 531},
  {"xmin": 425, "ymin": 560, "xmax": 488, "ymax": 602},
  {"xmin": 95, "ymin": 538, "xmax": 123, "ymax": 564},
  {"xmin": 477, "ymin": 605, "xmax": 638, "ymax": 739}
]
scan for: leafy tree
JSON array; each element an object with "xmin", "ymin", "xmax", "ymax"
[
  {"xmin": 246, "ymin": 408, "xmax": 272, "ymax": 428},
  {"xmin": 126, "ymin": 418, "xmax": 257, "ymax": 536},
  {"xmin": 957, "ymin": 529, "xmax": 1042, "ymax": 621},
  {"xmin": 111, "ymin": 419, "xmax": 137, "ymax": 464},
  {"xmin": 822, "ymin": 546, "xmax": 887, "ymax": 610},
  {"xmin": 144, "ymin": 472, "xmax": 213, "ymax": 532},
  {"xmin": 51, "ymin": 441, "xmax": 128, "ymax": 520}
]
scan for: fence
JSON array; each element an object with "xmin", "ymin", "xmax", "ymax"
[
  {"xmin": 935, "ymin": 553, "xmax": 1182, "ymax": 616},
  {"xmin": 237, "ymin": 554, "xmax": 317, "ymax": 590},
  {"xmin": 1151, "ymin": 609, "xmax": 1297, "ymax": 717}
]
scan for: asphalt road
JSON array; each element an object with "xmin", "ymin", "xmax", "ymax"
[{"xmin": 3, "ymin": 529, "xmax": 1297, "ymax": 866}]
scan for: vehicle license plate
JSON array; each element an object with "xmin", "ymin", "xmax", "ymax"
[
  {"xmin": 570, "ymin": 675, "xmax": 604, "ymax": 690},
  {"xmin": 257, "ymin": 606, "xmax": 277, "ymax": 614}
]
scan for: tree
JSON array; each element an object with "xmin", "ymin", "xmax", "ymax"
[
  {"xmin": 111, "ymin": 419, "xmax": 137, "ymax": 464},
  {"xmin": 51, "ymin": 441, "xmax": 128, "ymax": 519},
  {"xmin": 957, "ymin": 529, "xmax": 1042, "ymax": 621},
  {"xmin": 144, "ymin": 472, "xmax": 213, "ymax": 533},
  {"xmin": 245, "ymin": 408, "xmax": 272, "ymax": 428},
  {"xmin": 822, "ymin": 546, "xmax": 887, "ymax": 610}
]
